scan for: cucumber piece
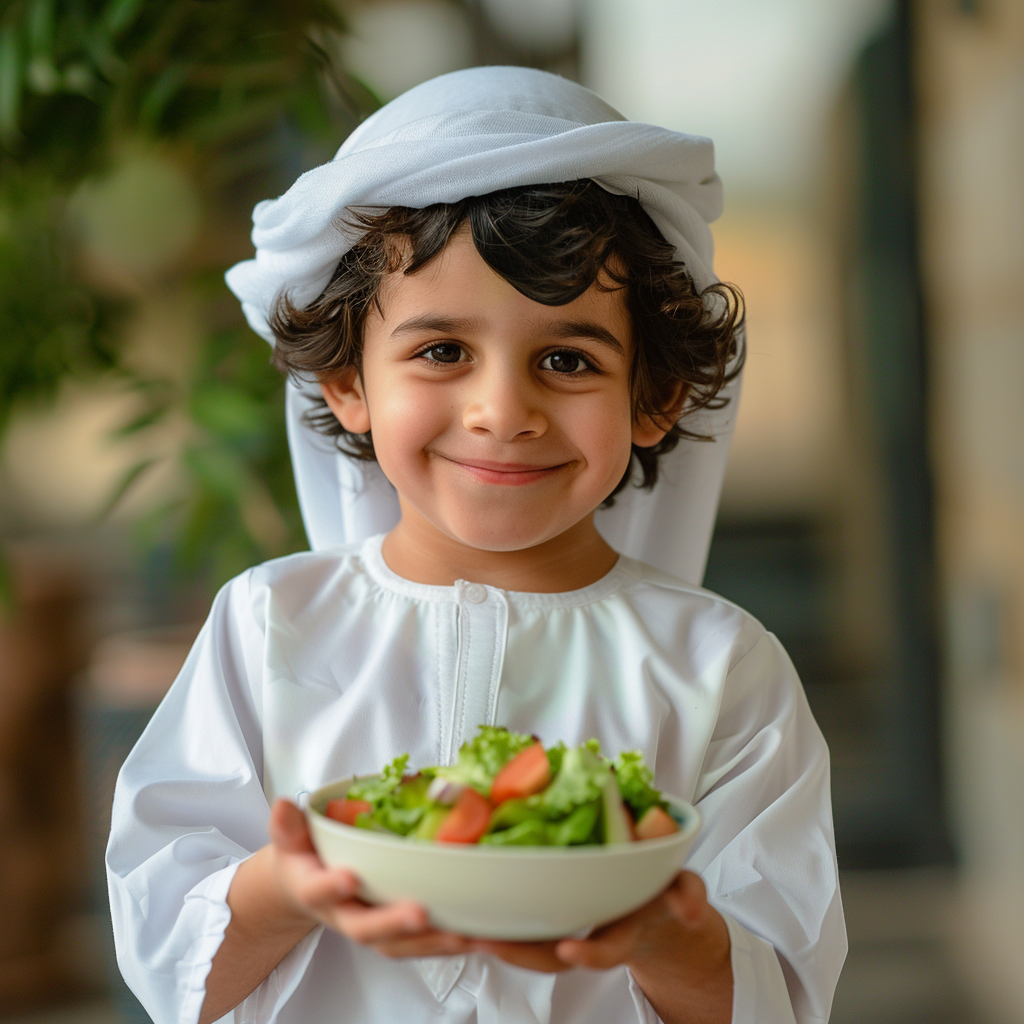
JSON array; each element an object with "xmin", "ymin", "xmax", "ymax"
[
  {"xmin": 602, "ymin": 772, "xmax": 633, "ymax": 844},
  {"xmin": 413, "ymin": 806, "xmax": 451, "ymax": 840}
]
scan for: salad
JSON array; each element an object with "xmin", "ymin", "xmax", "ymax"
[{"xmin": 321, "ymin": 726, "xmax": 680, "ymax": 846}]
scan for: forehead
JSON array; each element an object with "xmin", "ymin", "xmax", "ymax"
[{"xmin": 371, "ymin": 227, "xmax": 632, "ymax": 343}]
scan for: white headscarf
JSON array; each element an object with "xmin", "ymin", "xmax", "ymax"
[{"xmin": 226, "ymin": 66, "xmax": 740, "ymax": 584}]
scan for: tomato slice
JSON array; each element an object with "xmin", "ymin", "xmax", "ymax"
[
  {"xmin": 435, "ymin": 787, "xmax": 493, "ymax": 843},
  {"xmin": 324, "ymin": 798, "xmax": 372, "ymax": 826},
  {"xmin": 490, "ymin": 742, "xmax": 551, "ymax": 805},
  {"xmin": 634, "ymin": 805, "xmax": 679, "ymax": 840}
]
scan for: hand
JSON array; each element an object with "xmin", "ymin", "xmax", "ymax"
[
  {"xmin": 468, "ymin": 871, "xmax": 733, "ymax": 1024},
  {"xmin": 200, "ymin": 800, "xmax": 472, "ymax": 1023},
  {"xmin": 267, "ymin": 798, "xmax": 472, "ymax": 959}
]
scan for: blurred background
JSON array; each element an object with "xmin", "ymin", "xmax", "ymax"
[{"xmin": 0, "ymin": 1, "xmax": 1021, "ymax": 1022}]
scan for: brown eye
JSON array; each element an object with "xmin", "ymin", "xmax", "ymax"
[
  {"xmin": 541, "ymin": 351, "xmax": 590, "ymax": 374},
  {"xmin": 422, "ymin": 343, "xmax": 463, "ymax": 363}
]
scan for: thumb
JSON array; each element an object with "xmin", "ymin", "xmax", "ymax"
[
  {"xmin": 664, "ymin": 870, "xmax": 713, "ymax": 930},
  {"xmin": 269, "ymin": 798, "xmax": 318, "ymax": 855}
]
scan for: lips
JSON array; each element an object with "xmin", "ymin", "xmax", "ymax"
[{"xmin": 436, "ymin": 454, "xmax": 570, "ymax": 485}]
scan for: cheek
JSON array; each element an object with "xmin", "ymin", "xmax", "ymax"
[
  {"xmin": 567, "ymin": 392, "xmax": 635, "ymax": 474},
  {"xmin": 366, "ymin": 379, "xmax": 447, "ymax": 467}
]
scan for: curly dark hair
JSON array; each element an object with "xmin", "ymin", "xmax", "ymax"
[{"xmin": 269, "ymin": 180, "xmax": 744, "ymax": 504}]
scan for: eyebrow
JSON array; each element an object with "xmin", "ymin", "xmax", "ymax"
[
  {"xmin": 547, "ymin": 318, "xmax": 625, "ymax": 355},
  {"xmin": 390, "ymin": 315, "xmax": 479, "ymax": 338},
  {"xmin": 390, "ymin": 314, "xmax": 625, "ymax": 354}
]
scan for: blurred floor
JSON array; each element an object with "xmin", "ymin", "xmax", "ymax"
[
  {"xmin": 1, "ymin": 870, "xmax": 1000, "ymax": 1024},
  {"xmin": 0, "ymin": 1005, "xmax": 119, "ymax": 1024}
]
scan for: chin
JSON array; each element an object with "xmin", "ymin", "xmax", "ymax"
[{"xmin": 447, "ymin": 517, "xmax": 569, "ymax": 553}]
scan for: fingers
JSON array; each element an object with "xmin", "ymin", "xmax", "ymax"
[
  {"xmin": 287, "ymin": 868, "xmax": 440, "ymax": 952},
  {"xmin": 269, "ymin": 798, "xmax": 318, "ymax": 855},
  {"xmin": 372, "ymin": 930, "xmax": 473, "ymax": 959},
  {"xmin": 554, "ymin": 915, "xmax": 642, "ymax": 970},
  {"xmin": 268, "ymin": 799, "xmax": 366, "ymax": 922},
  {"xmin": 288, "ymin": 862, "xmax": 360, "ymax": 911},
  {"xmin": 550, "ymin": 872, "xmax": 708, "ymax": 971},
  {"xmin": 469, "ymin": 940, "xmax": 571, "ymax": 973},
  {"xmin": 328, "ymin": 900, "xmax": 430, "ymax": 944},
  {"xmin": 664, "ymin": 870, "xmax": 712, "ymax": 929},
  {"xmin": 264, "ymin": 802, "xmax": 452, "ymax": 957},
  {"xmin": 358, "ymin": 873, "xmax": 715, "ymax": 970}
]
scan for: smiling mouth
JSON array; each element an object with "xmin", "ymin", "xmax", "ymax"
[{"xmin": 437, "ymin": 455, "xmax": 570, "ymax": 486}]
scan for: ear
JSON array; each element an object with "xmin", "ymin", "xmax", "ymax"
[
  {"xmin": 321, "ymin": 368, "xmax": 371, "ymax": 435},
  {"xmin": 631, "ymin": 383, "xmax": 689, "ymax": 448}
]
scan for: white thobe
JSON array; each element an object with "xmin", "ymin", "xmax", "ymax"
[{"xmin": 106, "ymin": 535, "xmax": 846, "ymax": 1024}]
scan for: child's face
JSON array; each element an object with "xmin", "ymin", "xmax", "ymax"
[{"xmin": 322, "ymin": 228, "xmax": 670, "ymax": 555}]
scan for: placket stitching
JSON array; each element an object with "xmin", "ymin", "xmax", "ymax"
[
  {"xmin": 451, "ymin": 594, "xmax": 472, "ymax": 763},
  {"xmin": 434, "ymin": 602, "xmax": 445, "ymax": 767},
  {"xmin": 449, "ymin": 584, "xmax": 509, "ymax": 763},
  {"xmin": 484, "ymin": 595, "xmax": 508, "ymax": 727}
]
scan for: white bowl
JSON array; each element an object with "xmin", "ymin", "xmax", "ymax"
[{"xmin": 306, "ymin": 778, "xmax": 701, "ymax": 940}]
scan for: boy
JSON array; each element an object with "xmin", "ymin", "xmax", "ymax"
[{"xmin": 107, "ymin": 67, "xmax": 845, "ymax": 1024}]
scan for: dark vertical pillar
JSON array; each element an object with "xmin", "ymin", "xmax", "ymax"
[{"xmin": 852, "ymin": 1, "xmax": 949, "ymax": 863}]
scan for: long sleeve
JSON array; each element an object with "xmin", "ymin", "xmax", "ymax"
[
  {"xmin": 105, "ymin": 572, "xmax": 317, "ymax": 1024},
  {"xmin": 104, "ymin": 544, "xmax": 846, "ymax": 1024},
  {"xmin": 687, "ymin": 633, "xmax": 847, "ymax": 1024}
]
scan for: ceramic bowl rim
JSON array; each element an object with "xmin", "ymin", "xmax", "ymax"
[{"xmin": 306, "ymin": 777, "xmax": 701, "ymax": 858}]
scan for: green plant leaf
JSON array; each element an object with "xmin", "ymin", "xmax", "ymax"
[
  {"xmin": 183, "ymin": 442, "xmax": 249, "ymax": 500},
  {"xmin": 28, "ymin": 0, "xmax": 55, "ymax": 58},
  {"xmin": 0, "ymin": 23, "xmax": 23, "ymax": 147},
  {"xmin": 138, "ymin": 59, "xmax": 191, "ymax": 132},
  {"xmin": 96, "ymin": 455, "xmax": 158, "ymax": 519},
  {"xmin": 190, "ymin": 384, "xmax": 265, "ymax": 440},
  {"xmin": 0, "ymin": 0, "xmax": 371, "ymax": 598},
  {"xmin": 108, "ymin": 401, "xmax": 170, "ymax": 439},
  {"xmin": 104, "ymin": 0, "xmax": 145, "ymax": 37}
]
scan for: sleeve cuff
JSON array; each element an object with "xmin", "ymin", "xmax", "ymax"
[
  {"xmin": 626, "ymin": 967, "xmax": 664, "ymax": 1023},
  {"xmin": 233, "ymin": 925, "xmax": 324, "ymax": 1024},
  {"xmin": 177, "ymin": 860, "xmax": 243, "ymax": 1024},
  {"xmin": 723, "ymin": 912, "xmax": 797, "ymax": 1024},
  {"xmin": 625, "ymin": 913, "xmax": 796, "ymax": 1024},
  {"xmin": 177, "ymin": 860, "xmax": 325, "ymax": 1024}
]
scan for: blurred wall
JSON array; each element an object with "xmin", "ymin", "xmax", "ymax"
[
  {"xmin": 917, "ymin": 0, "xmax": 1024, "ymax": 1018},
  {"xmin": 582, "ymin": 0, "xmax": 960, "ymax": 867},
  {"xmin": 582, "ymin": 0, "xmax": 888, "ymax": 520}
]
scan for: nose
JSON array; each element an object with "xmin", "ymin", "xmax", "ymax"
[{"xmin": 461, "ymin": 366, "xmax": 547, "ymax": 441}]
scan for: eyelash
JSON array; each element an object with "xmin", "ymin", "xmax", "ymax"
[
  {"xmin": 414, "ymin": 342, "xmax": 465, "ymax": 365},
  {"xmin": 413, "ymin": 343, "xmax": 599, "ymax": 376},
  {"xmin": 539, "ymin": 349, "xmax": 599, "ymax": 376}
]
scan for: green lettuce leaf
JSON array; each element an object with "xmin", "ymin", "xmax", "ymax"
[
  {"xmin": 348, "ymin": 758, "xmax": 432, "ymax": 836},
  {"xmin": 485, "ymin": 797, "xmax": 544, "ymax": 833},
  {"xmin": 547, "ymin": 800, "xmax": 601, "ymax": 845},
  {"xmin": 483, "ymin": 800, "xmax": 601, "ymax": 846},
  {"xmin": 480, "ymin": 818, "xmax": 551, "ymax": 846},
  {"xmin": 537, "ymin": 745, "xmax": 610, "ymax": 819},
  {"xmin": 435, "ymin": 725, "xmax": 534, "ymax": 795},
  {"xmin": 485, "ymin": 748, "xmax": 606, "ymax": 846},
  {"xmin": 546, "ymin": 741, "xmax": 567, "ymax": 778},
  {"xmin": 347, "ymin": 754, "xmax": 408, "ymax": 804},
  {"xmin": 613, "ymin": 750, "xmax": 667, "ymax": 820}
]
